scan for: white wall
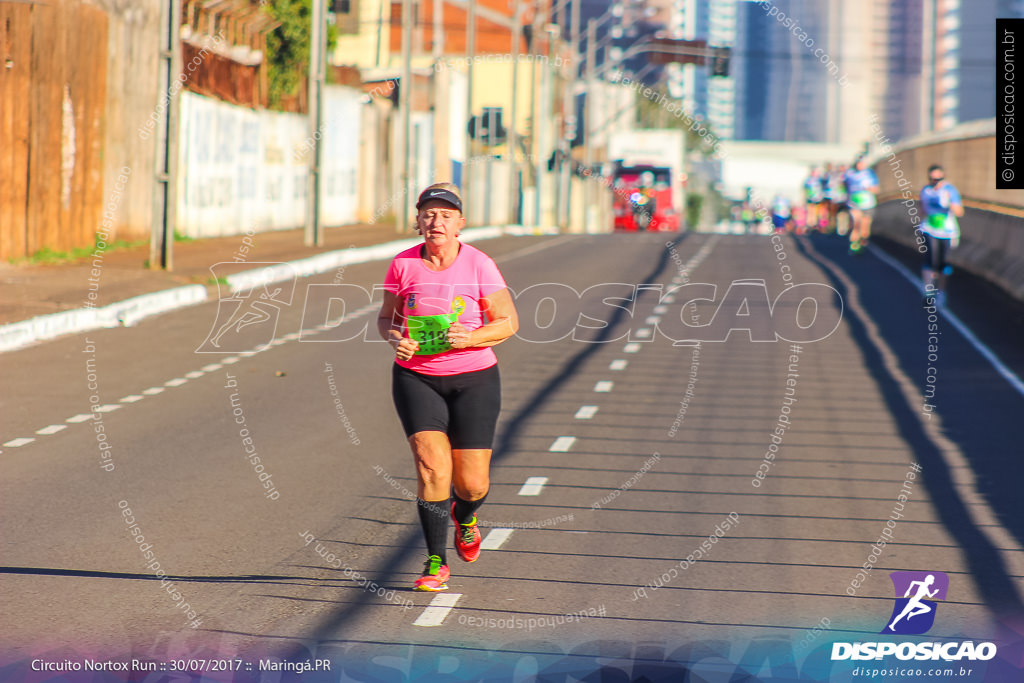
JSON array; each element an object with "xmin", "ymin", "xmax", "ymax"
[{"xmin": 177, "ymin": 86, "xmax": 363, "ymax": 238}]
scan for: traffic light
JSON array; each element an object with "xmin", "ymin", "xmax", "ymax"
[
  {"xmin": 468, "ymin": 107, "xmax": 507, "ymax": 146},
  {"xmin": 711, "ymin": 47, "xmax": 731, "ymax": 77}
]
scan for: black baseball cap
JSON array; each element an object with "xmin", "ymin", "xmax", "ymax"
[{"xmin": 416, "ymin": 187, "xmax": 463, "ymax": 212}]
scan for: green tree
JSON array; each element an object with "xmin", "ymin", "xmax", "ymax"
[{"xmin": 263, "ymin": 0, "xmax": 338, "ymax": 110}]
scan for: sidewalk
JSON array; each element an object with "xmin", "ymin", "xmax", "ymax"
[{"xmin": 0, "ymin": 222, "xmax": 409, "ymax": 327}]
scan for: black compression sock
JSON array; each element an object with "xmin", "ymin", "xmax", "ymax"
[
  {"xmin": 416, "ymin": 499, "xmax": 449, "ymax": 565},
  {"xmin": 452, "ymin": 491, "xmax": 488, "ymax": 525}
]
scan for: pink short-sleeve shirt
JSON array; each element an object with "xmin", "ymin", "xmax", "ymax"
[{"xmin": 384, "ymin": 242, "xmax": 508, "ymax": 376}]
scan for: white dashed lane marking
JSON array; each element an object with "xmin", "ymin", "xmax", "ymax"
[
  {"xmin": 36, "ymin": 425, "xmax": 67, "ymax": 435},
  {"xmin": 623, "ymin": 343, "xmax": 641, "ymax": 353},
  {"xmin": 645, "ymin": 316, "xmax": 660, "ymax": 325},
  {"xmin": 517, "ymin": 477, "xmax": 549, "ymax": 496},
  {"xmin": 635, "ymin": 328, "xmax": 652, "ymax": 338},
  {"xmin": 480, "ymin": 528, "xmax": 514, "ymax": 550},
  {"xmin": 574, "ymin": 405, "xmax": 599, "ymax": 419},
  {"xmin": 9, "ymin": 305, "xmax": 390, "ymax": 453},
  {"xmin": 413, "ymin": 593, "xmax": 462, "ymax": 627},
  {"xmin": 653, "ymin": 305, "xmax": 668, "ymax": 314},
  {"xmin": 594, "ymin": 381, "xmax": 614, "ymax": 393},
  {"xmin": 548, "ymin": 436, "xmax": 577, "ymax": 452},
  {"xmin": 609, "ymin": 359, "xmax": 628, "ymax": 370}
]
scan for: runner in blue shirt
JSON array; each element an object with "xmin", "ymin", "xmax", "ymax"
[
  {"xmin": 771, "ymin": 194, "xmax": 792, "ymax": 232},
  {"xmin": 802, "ymin": 168, "xmax": 825, "ymax": 232},
  {"xmin": 919, "ymin": 164, "xmax": 964, "ymax": 307},
  {"xmin": 843, "ymin": 157, "xmax": 879, "ymax": 254}
]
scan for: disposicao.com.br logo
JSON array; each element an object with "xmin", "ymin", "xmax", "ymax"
[{"xmin": 831, "ymin": 571, "xmax": 998, "ymax": 663}]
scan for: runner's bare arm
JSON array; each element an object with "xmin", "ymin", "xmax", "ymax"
[
  {"xmin": 378, "ymin": 291, "xmax": 419, "ymax": 358},
  {"xmin": 449, "ymin": 288, "xmax": 518, "ymax": 349}
]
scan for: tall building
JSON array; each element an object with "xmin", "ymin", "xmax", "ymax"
[
  {"xmin": 926, "ymin": 0, "xmax": 1024, "ymax": 130},
  {"xmin": 704, "ymin": 0, "xmax": 738, "ymax": 139},
  {"xmin": 733, "ymin": 0, "xmax": 925, "ymax": 146}
]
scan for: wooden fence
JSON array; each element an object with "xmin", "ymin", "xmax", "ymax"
[{"xmin": 0, "ymin": 0, "xmax": 108, "ymax": 261}]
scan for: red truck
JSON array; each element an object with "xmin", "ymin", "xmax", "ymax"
[{"xmin": 609, "ymin": 130, "xmax": 685, "ymax": 232}]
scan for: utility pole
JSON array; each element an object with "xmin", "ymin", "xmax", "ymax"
[
  {"xmin": 583, "ymin": 18, "xmax": 595, "ymax": 232},
  {"xmin": 151, "ymin": 0, "xmax": 182, "ymax": 270},
  {"xmin": 434, "ymin": 0, "xmax": 443, "ymax": 60},
  {"xmin": 399, "ymin": 0, "xmax": 414, "ymax": 232},
  {"xmin": 507, "ymin": 0, "xmax": 521, "ymax": 224},
  {"xmin": 531, "ymin": 5, "xmax": 544, "ymax": 228},
  {"xmin": 465, "ymin": 0, "xmax": 476, "ymax": 221},
  {"xmin": 306, "ymin": 0, "xmax": 326, "ymax": 246},
  {"xmin": 558, "ymin": 0, "xmax": 579, "ymax": 229}
]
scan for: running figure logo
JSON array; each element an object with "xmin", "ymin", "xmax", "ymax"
[
  {"xmin": 197, "ymin": 262, "xmax": 297, "ymax": 353},
  {"xmin": 882, "ymin": 571, "xmax": 949, "ymax": 635}
]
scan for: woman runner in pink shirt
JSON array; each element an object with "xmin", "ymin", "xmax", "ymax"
[{"xmin": 377, "ymin": 182, "xmax": 519, "ymax": 591}]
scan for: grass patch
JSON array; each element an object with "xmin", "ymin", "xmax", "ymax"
[{"xmin": 10, "ymin": 239, "xmax": 148, "ymax": 265}]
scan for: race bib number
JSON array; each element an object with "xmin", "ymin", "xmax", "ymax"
[
  {"xmin": 850, "ymin": 191, "xmax": 876, "ymax": 209},
  {"xmin": 407, "ymin": 314, "xmax": 458, "ymax": 355}
]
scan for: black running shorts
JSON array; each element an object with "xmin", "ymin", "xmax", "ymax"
[
  {"xmin": 924, "ymin": 234, "xmax": 952, "ymax": 272},
  {"xmin": 391, "ymin": 363, "xmax": 501, "ymax": 449}
]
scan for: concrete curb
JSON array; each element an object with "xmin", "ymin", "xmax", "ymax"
[
  {"xmin": 0, "ymin": 225, "xmax": 554, "ymax": 354},
  {"xmin": 0, "ymin": 285, "xmax": 208, "ymax": 353}
]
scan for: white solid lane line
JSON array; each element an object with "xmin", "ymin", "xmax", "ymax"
[
  {"xmin": 549, "ymin": 436, "xmax": 577, "ymax": 452},
  {"xmin": 480, "ymin": 528, "xmax": 514, "ymax": 550},
  {"xmin": 413, "ymin": 593, "xmax": 462, "ymax": 627},
  {"xmin": 574, "ymin": 405, "xmax": 599, "ymax": 419},
  {"xmin": 517, "ymin": 477, "xmax": 549, "ymax": 496},
  {"xmin": 868, "ymin": 244, "xmax": 1024, "ymax": 398}
]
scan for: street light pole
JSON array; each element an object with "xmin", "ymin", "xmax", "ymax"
[
  {"xmin": 306, "ymin": 0, "xmax": 326, "ymax": 246},
  {"xmin": 583, "ymin": 17, "xmax": 595, "ymax": 232},
  {"xmin": 151, "ymin": 0, "xmax": 181, "ymax": 270},
  {"xmin": 558, "ymin": 0, "xmax": 579, "ymax": 229},
  {"xmin": 465, "ymin": 0, "xmax": 476, "ymax": 221},
  {"xmin": 399, "ymin": 0, "xmax": 413, "ymax": 232},
  {"xmin": 508, "ymin": 0, "xmax": 521, "ymax": 224}
]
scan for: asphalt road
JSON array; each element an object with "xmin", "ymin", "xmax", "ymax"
[{"xmin": 1, "ymin": 232, "xmax": 1022, "ymax": 682}]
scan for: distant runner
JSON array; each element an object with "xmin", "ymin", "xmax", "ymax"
[
  {"xmin": 802, "ymin": 167, "xmax": 825, "ymax": 231},
  {"xmin": 919, "ymin": 164, "xmax": 964, "ymax": 308},
  {"xmin": 771, "ymin": 194, "xmax": 792, "ymax": 233},
  {"xmin": 844, "ymin": 157, "xmax": 879, "ymax": 254},
  {"xmin": 378, "ymin": 183, "xmax": 519, "ymax": 591}
]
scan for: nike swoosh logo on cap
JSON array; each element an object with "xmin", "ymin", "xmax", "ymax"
[{"xmin": 430, "ymin": 191, "xmax": 445, "ymax": 196}]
